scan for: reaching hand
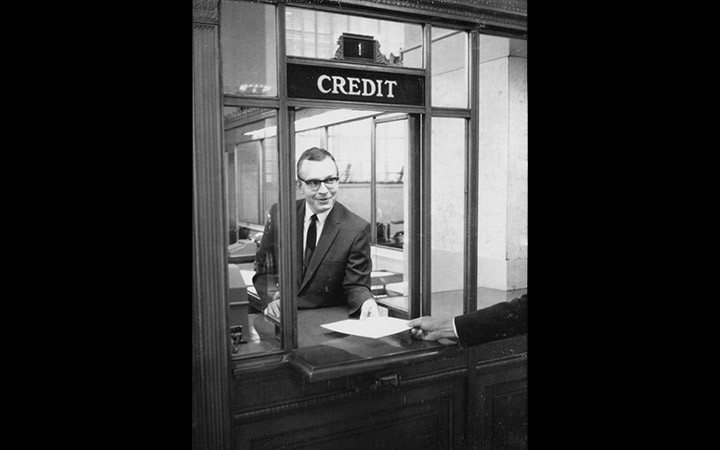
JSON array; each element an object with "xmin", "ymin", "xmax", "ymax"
[
  {"xmin": 359, "ymin": 299, "xmax": 380, "ymax": 321},
  {"xmin": 406, "ymin": 316, "xmax": 457, "ymax": 341},
  {"xmin": 264, "ymin": 296, "xmax": 281, "ymax": 321}
]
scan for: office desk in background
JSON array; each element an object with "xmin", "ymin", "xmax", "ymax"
[
  {"xmin": 228, "ymin": 239, "xmax": 256, "ymax": 264},
  {"xmin": 238, "ymin": 269, "xmax": 404, "ymax": 311}
]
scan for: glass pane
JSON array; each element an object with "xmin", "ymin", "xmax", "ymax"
[
  {"xmin": 286, "ymin": 7, "xmax": 423, "ymax": 68},
  {"xmin": 224, "ymin": 107, "xmax": 282, "ymax": 357},
  {"xmin": 285, "ymin": 109, "xmax": 412, "ymax": 347},
  {"xmin": 327, "ymin": 118, "xmax": 372, "ymax": 222},
  {"xmin": 221, "ymin": 1, "xmax": 277, "ymax": 96},
  {"xmin": 295, "ymin": 128, "xmax": 325, "ymax": 155},
  {"xmin": 375, "ymin": 118, "xmax": 406, "ymax": 247},
  {"xmin": 476, "ymin": 35, "xmax": 528, "ymax": 307},
  {"xmin": 372, "ymin": 117, "xmax": 409, "ymax": 317},
  {"xmin": 431, "ymin": 118, "xmax": 466, "ymax": 321},
  {"xmin": 431, "ymin": 28, "xmax": 468, "ymax": 108}
]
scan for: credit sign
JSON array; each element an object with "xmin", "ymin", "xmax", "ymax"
[{"xmin": 287, "ymin": 63, "xmax": 424, "ymax": 106}]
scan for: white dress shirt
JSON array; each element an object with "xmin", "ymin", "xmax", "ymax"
[{"xmin": 303, "ymin": 204, "xmax": 332, "ymax": 258}]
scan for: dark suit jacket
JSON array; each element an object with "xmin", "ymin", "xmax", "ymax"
[
  {"xmin": 253, "ymin": 200, "xmax": 374, "ymax": 316},
  {"xmin": 454, "ymin": 294, "xmax": 527, "ymax": 346}
]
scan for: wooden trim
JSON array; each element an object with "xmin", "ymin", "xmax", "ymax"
[
  {"xmin": 370, "ymin": 118, "xmax": 378, "ymax": 244},
  {"xmin": 287, "ymin": 98, "xmax": 425, "ymax": 114},
  {"xmin": 286, "ymin": 56, "xmax": 426, "ymax": 76},
  {"xmin": 277, "ymin": 3, "xmax": 298, "ymax": 351},
  {"xmin": 235, "ymin": 389, "xmax": 360, "ymax": 421},
  {"xmin": 234, "ymin": 366, "xmax": 467, "ymax": 421},
  {"xmin": 430, "ymin": 108, "xmax": 472, "ymax": 118},
  {"xmin": 406, "ymin": 113, "xmax": 422, "ymax": 320},
  {"xmin": 474, "ymin": 352, "xmax": 527, "ymax": 372},
  {"xmin": 192, "ymin": 19, "xmax": 232, "ymax": 450},
  {"xmin": 419, "ymin": 23, "xmax": 432, "ymax": 318},
  {"xmin": 193, "ymin": 0, "xmax": 218, "ymax": 23},
  {"xmin": 400, "ymin": 367, "xmax": 468, "ymax": 388},
  {"xmin": 465, "ymin": 30, "xmax": 480, "ymax": 315},
  {"xmin": 231, "ymin": 352, "xmax": 288, "ymax": 376},
  {"xmin": 222, "ymin": 96, "xmax": 280, "ymax": 109}
]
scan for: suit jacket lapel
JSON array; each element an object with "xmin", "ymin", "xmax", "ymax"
[
  {"xmin": 296, "ymin": 201, "xmax": 305, "ymax": 289},
  {"xmin": 299, "ymin": 204, "xmax": 341, "ymax": 291}
]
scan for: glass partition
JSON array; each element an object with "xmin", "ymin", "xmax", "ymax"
[
  {"xmin": 430, "ymin": 118, "xmax": 466, "ymax": 321},
  {"xmin": 221, "ymin": 1, "xmax": 277, "ymax": 96},
  {"xmin": 291, "ymin": 108, "xmax": 413, "ymax": 345},
  {"xmin": 431, "ymin": 28, "xmax": 468, "ymax": 108},
  {"xmin": 371, "ymin": 116, "xmax": 410, "ymax": 316},
  {"xmin": 286, "ymin": 6, "xmax": 423, "ymax": 68},
  {"xmin": 218, "ymin": 1, "xmax": 526, "ymax": 361},
  {"xmin": 223, "ymin": 108, "xmax": 282, "ymax": 357},
  {"xmin": 476, "ymin": 35, "xmax": 528, "ymax": 307}
]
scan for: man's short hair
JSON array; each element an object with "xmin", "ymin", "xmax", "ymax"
[{"xmin": 297, "ymin": 147, "xmax": 338, "ymax": 177}]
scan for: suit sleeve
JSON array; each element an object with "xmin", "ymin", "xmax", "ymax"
[
  {"xmin": 252, "ymin": 204, "xmax": 279, "ymax": 308},
  {"xmin": 344, "ymin": 222, "xmax": 375, "ymax": 316},
  {"xmin": 454, "ymin": 294, "xmax": 527, "ymax": 346}
]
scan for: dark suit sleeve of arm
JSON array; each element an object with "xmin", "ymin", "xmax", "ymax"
[
  {"xmin": 454, "ymin": 294, "xmax": 527, "ymax": 346},
  {"xmin": 345, "ymin": 222, "xmax": 374, "ymax": 316},
  {"xmin": 252, "ymin": 204, "xmax": 279, "ymax": 307}
]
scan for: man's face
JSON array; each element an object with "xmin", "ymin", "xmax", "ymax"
[{"xmin": 297, "ymin": 158, "xmax": 339, "ymax": 215}]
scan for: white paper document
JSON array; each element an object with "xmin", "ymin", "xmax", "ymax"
[
  {"xmin": 239, "ymin": 270, "xmax": 255, "ymax": 286},
  {"xmin": 321, "ymin": 316, "xmax": 411, "ymax": 339}
]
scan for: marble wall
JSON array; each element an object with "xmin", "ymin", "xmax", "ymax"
[{"xmin": 477, "ymin": 36, "xmax": 527, "ymax": 290}]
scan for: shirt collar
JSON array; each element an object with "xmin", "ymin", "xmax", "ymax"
[{"xmin": 304, "ymin": 203, "xmax": 332, "ymax": 226}]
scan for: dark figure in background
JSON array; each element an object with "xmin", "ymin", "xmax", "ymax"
[
  {"xmin": 253, "ymin": 147, "xmax": 380, "ymax": 320},
  {"xmin": 408, "ymin": 294, "xmax": 527, "ymax": 346}
]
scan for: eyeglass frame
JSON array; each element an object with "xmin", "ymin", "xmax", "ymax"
[{"xmin": 297, "ymin": 176, "xmax": 340, "ymax": 190}]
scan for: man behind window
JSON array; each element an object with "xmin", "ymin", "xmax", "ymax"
[{"xmin": 253, "ymin": 147, "xmax": 380, "ymax": 320}]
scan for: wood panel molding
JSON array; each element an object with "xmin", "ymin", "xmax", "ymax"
[
  {"xmin": 473, "ymin": 357, "xmax": 527, "ymax": 450},
  {"xmin": 193, "ymin": 0, "xmax": 218, "ymax": 23},
  {"xmin": 193, "ymin": 21, "xmax": 232, "ymax": 450},
  {"xmin": 237, "ymin": 389, "xmax": 457, "ymax": 450},
  {"xmin": 475, "ymin": 353, "xmax": 527, "ymax": 372},
  {"xmin": 235, "ymin": 389, "xmax": 359, "ymax": 422},
  {"xmin": 235, "ymin": 366, "xmax": 467, "ymax": 421},
  {"xmin": 401, "ymin": 367, "xmax": 468, "ymax": 388}
]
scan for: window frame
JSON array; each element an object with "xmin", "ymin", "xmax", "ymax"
[{"xmin": 218, "ymin": 0, "xmax": 516, "ymax": 372}]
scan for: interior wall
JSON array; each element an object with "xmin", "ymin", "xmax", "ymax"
[{"xmin": 476, "ymin": 36, "xmax": 528, "ymax": 291}]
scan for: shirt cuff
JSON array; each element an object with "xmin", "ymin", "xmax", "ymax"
[{"xmin": 452, "ymin": 317, "xmax": 459, "ymax": 338}]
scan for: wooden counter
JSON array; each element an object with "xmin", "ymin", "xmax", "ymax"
[{"xmin": 286, "ymin": 305, "xmax": 452, "ymax": 381}]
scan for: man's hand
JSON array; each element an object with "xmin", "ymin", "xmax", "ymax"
[
  {"xmin": 406, "ymin": 316, "xmax": 457, "ymax": 341},
  {"xmin": 358, "ymin": 299, "xmax": 380, "ymax": 321},
  {"xmin": 264, "ymin": 292, "xmax": 281, "ymax": 321}
]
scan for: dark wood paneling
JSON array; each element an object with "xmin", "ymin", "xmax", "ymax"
[
  {"xmin": 234, "ymin": 367, "xmax": 467, "ymax": 450},
  {"xmin": 233, "ymin": 346, "xmax": 467, "ymax": 415},
  {"xmin": 473, "ymin": 354, "xmax": 528, "ymax": 450},
  {"xmin": 231, "ymin": 336, "xmax": 526, "ymax": 450},
  {"xmin": 488, "ymin": 384, "xmax": 527, "ymax": 450}
]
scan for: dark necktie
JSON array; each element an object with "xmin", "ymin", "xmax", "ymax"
[{"xmin": 303, "ymin": 214, "xmax": 317, "ymax": 275}]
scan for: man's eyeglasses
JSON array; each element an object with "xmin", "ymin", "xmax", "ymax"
[{"xmin": 298, "ymin": 176, "xmax": 340, "ymax": 190}]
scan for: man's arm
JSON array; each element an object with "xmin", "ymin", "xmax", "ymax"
[
  {"xmin": 343, "ymin": 221, "xmax": 376, "ymax": 317},
  {"xmin": 408, "ymin": 294, "xmax": 527, "ymax": 346},
  {"xmin": 252, "ymin": 204, "xmax": 279, "ymax": 308},
  {"xmin": 453, "ymin": 294, "xmax": 527, "ymax": 346}
]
